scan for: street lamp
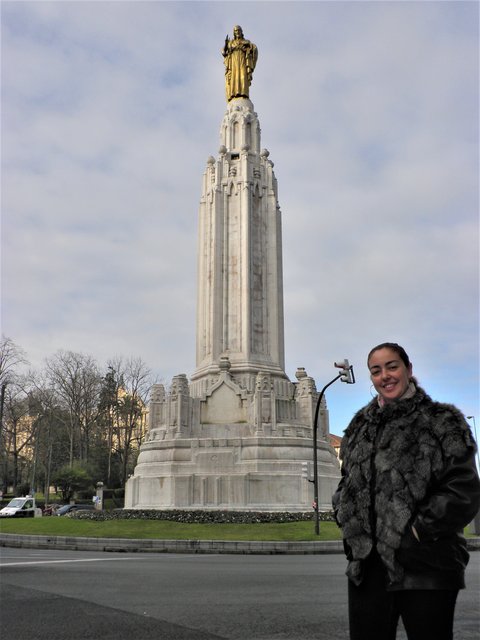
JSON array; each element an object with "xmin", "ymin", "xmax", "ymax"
[
  {"xmin": 312, "ymin": 360, "xmax": 355, "ymax": 535},
  {"xmin": 466, "ymin": 416, "xmax": 479, "ymax": 471}
]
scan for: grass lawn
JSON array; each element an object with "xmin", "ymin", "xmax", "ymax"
[{"xmin": 0, "ymin": 517, "xmax": 342, "ymax": 542}]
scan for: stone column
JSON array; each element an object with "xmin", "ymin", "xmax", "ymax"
[{"xmin": 192, "ymin": 99, "xmax": 287, "ymax": 388}]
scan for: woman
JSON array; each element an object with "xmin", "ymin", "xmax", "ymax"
[
  {"xmin": 333, "ymin": 342, "xmax": 480, "ymax": 640},
  {"xmin": 222, "ymin": 26, "xmax": 258, "ymax": 102}
]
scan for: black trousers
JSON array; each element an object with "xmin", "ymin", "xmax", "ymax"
[{"xmin": 348, "ymin": 551, "xmax": 458, "ymax": 640}]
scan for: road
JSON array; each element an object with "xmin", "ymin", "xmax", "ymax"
[{"xmin": 0, "ymin": 547, "xmax": 478, "ymax": 639}]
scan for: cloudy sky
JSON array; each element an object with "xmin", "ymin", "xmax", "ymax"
[{"xmin": 2, "ymin": 1, "xmax": 479, "ymax": 437}]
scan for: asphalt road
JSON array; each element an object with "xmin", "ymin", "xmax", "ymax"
[{"xmin": 0, "ymin": 547, "xmax": 478, "ymax": 640}]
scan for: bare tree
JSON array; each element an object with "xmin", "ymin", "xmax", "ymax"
[
  {"xmin": 1, "ymin": 382, "xmax": 34, "ymax": 492},
  {"xmin": 0, "ymin": 336, "xmax": 28, "ymax": 386},
  {"xmin": 45, "ymin": 351, "xmax": 102, "ymax": 466},
  {"xmin": 0, "ymin": 336, "xmax": 29, "ymax": 437},
  {"xmin": 27, "ymin": 371, "xmax": 70, "ymax": 503},
  {"xmin": 0, "ymin": 337, "xmax": 29, "ymax": 492}
]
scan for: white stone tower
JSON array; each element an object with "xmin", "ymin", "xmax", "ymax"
[
  {"xmin": 125, "ymin": 30, "xmax": 340, "ymax": 511},
  {"xmin": 193, "ymin": 99, "xmax": 285, "ymax": 385},
  {"xmin": 191, "ymin": 97, "xmax": 288, "ymax": 402}
]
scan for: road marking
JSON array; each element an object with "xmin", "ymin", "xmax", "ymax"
[{"xmin": 0, "ymin": 557, "xmax": 139, "ymax": 567}]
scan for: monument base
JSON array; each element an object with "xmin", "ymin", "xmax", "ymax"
[
  {"xmin": 125, "ymin": 362, "xmax": 341, "ymax": 511},
  {"xmin": 125, "ymin": 435, "xmax": 338, "ymax": 512}
]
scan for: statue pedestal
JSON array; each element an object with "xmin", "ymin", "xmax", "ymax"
[
  {"xmin": 125, "ymin": 436, "xmax": 338, "ymax": 512},
  {"xmin": 125, "ymin": 366, "xmax": 340, "ymax": 511}
]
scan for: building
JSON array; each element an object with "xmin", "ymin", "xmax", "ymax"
[{"xmin": 328, "ymin": 434, "xmax": 343, "ymax": 466}]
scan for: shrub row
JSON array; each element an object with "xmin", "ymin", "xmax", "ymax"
[{"xmin": 72, "ymin": 509, "xmax": 336, "ymax": 523}]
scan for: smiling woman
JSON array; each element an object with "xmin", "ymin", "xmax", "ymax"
[
  {"xmin": 368, "ymin": 343, "xmax": 413, "ymax": 405},
  {"xmin": 333, "ymin": 342, "xmax": 480, "ymax": 640}
]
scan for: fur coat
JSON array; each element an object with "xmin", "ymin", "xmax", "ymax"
[{"xmin": 333, "ymin": 385, "xmax": 480, "ymax": 588}]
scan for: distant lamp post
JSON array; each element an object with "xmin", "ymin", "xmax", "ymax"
[
  {"xmin": 0, "ymin": 382, "xmax": 6, "ymax": 440},
  {"xmin": 467, "ymin": 415, "xmax": 477, "ymax": 432},
  {"xmin": 466, "ymin": 416, "xmax": 480, "ymax": 534},
  {"xmin": 466, "ymin": 416, "xmax": 479, "ymax": 471},
  {"xmin": 312, "ymin": 360, "xmax": 355, "ymax": 535}
]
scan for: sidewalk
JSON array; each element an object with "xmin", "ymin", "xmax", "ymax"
[{"xmin": 1, "ymin": 533, "xmax": 479, "ymax": 554}]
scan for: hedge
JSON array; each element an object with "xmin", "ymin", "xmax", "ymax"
[{"xmin": 72, "ymin": 509, "xmax": 336, "ymax": 523}]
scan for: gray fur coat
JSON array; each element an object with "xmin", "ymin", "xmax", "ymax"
[{"xmin": 333, "ymin": 385, "xmax": 479, "ymax": 587}]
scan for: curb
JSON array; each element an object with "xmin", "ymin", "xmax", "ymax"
[
  {"xmin": 0, "ymin": 533, "xmax": 342, "ymax": 554},
  {"xmin": 1, "ymin": 534, "xmax": 479, "ymax": 554}
]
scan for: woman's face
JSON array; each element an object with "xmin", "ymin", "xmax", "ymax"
[{"xmin": 368, "ymin": 347, "xmax": 412, "ymax": 403}]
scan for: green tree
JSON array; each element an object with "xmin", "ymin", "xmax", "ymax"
[
  {"xmin": 106, "ymin": 357, "xmax": 153, "ymax": 487},
  {"xmin": 97, "ymin": 367, "xmax": 123, "ymax": 487},
  {"xmin": 52, "ymin": 463, "xmax": 94, "ymax": 502}
]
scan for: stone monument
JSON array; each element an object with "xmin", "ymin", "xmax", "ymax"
[{"xmin": 125, "ymin": 27, "xmax": 340, "ymax": 511}]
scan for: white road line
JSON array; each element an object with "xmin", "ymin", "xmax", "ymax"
[{"xmin": 0, "ymin": 557, "xmax": 138, "ymax": 567}]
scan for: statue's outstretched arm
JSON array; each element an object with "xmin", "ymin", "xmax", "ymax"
[{"xmin": 222, "ymin": 35, "xmax": 229, "ymax": 57}]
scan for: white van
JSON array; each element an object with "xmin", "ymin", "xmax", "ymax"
[{"xmin": 0, "ymin": 495, "xmax": 42, "ymax": 517}]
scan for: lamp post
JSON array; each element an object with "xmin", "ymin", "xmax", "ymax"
[
  {"xmin": 466, "ymin": 416, "xmax": 480, "ymax": 534},
  {"xmin": 466, "ymin": 416, "xmax": 479, "ymax": 471},
  {"xmin": 312, "ymin": 360, "xmax": 355, "ymax": 535},
  {"xmin": 0, "ymin": 382, "xmax": 6, "ymax": 440}
]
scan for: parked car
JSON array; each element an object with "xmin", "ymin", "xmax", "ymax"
[{"xmin": 56, "ymin": 503, "xmax": 94, "ymax": 516}]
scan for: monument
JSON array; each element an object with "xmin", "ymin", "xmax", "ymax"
[{"xmin": 125, "ymin": 27, "xmax": 340, "ymax": 511}]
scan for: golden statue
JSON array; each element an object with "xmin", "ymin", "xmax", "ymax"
[{"xmin": 222, "ymin": 26, "xmax": 258, "ymax": 102}]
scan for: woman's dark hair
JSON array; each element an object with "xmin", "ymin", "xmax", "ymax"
[{"xmin": 367, "ymin": 342, "xmax": 411, "ymax": 368}]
